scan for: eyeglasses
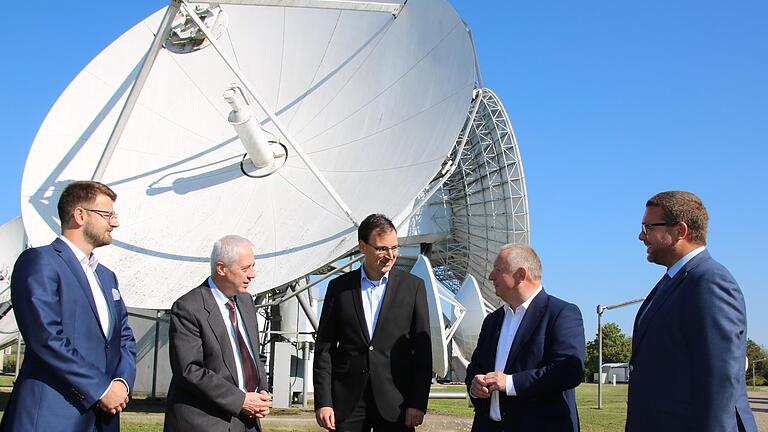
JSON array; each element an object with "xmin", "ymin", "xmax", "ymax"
[
  {"xmin": 641, "ymin": 222, "xmax": 672, "ymax": 235},
  {"xmin": 83, "ymin": 208, "xmax": 119, "ymax": 221},
  {"xmin": 365, "ymin": 242, "xmax": 399, "ymax": 255}
]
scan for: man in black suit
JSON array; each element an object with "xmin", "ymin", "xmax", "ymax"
[
  {"xmin": 466, "ymin": 244, "xmax": 584, "ymax": 432},
  {"xmin": 314, "ymin": 214, "xmax": 432, "ymax": 431},
  {"xmin": 164, "ymin": 235, "xmax": 272, "ymax": 432}
]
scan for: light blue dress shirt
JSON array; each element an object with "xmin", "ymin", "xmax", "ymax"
[
  {"xmin": 360, "ymin": 267, "xmax": 389, "ymax": 339},
  {"xmin": 667, "ymin": 246, "xmax": 706, "ymax": 278}
]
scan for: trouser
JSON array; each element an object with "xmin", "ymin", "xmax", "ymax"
[{"xmin": 336, "ymin": 381, "xmax": 414, "ymax": 432}]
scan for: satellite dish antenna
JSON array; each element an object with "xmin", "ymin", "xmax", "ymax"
[
  {"xmin": 19, "ymin": 0, "xmax": 476, "ymax": 309},
  {"xmin": 0, "ymin": 309, "xmax": 19, "ymax": 349},
  {"xmin": 0, "ymin": 217, "xmax": 27, "ymax": 304},
  {"xmin": 451, "ymin": 274, "xmax": 488, "ymax": 366},
  {"xmin": 397, "ymin": 85, "xmax": 530, "ymax": 379},
  {"xmin": 428, "ymin": 88, "xmax": 530, "ymax": 309},
  {"xmin": 410, "ymin": 254, "xmax": 471, "ymax": 377}
]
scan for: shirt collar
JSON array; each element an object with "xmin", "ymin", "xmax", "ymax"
[
  {"xmin": 208, "ymin": 277, "xmax": 233, "ymax": 306},
  {"xmin": 504, "ymin": 285, "xmax": 543, "ymax": 315},
  {"xmin": 667, "ymin": 246, "xmax": 706, "ymax": 278},
  {"xmin": 59, "ymin": 235, "xmax": 99, "ymax": 271},
  {"xmin": 360, "ymin": 266, "xmax": 389, "ymax": 289}
]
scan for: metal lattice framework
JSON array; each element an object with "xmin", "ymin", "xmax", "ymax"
[{"xmin": 431, "ymin": 88, "xmax": 529, "ymax": 306}]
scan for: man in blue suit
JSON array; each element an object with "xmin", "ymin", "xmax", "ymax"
[
  {"xmin": 627, "ymin": 191, "xmax": 756, "ymax": 432},
  {"xmin": 1, "ymin": 181, "xmax": 137, "ymax": 431},
  {"xmin": 466, "ymin": 244, "xmax": 584, "ymax": 431}
]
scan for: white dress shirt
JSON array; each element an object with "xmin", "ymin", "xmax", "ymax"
[
  {"xmin": 208, "ymin": 277, "xmax": 257, "ymax": 392},
  {"xmin": 59, "ymin": 236, "xmax": 111, "ymax": 337},
  {"xmin": 489, "ymin": 286, "xmax": 543, "ymax": 421},
  {"xmin": 360, "ymin": 267, "xmax": 388, "ymax": 339},
  {"xmin": 59, "ymin": 235, "xmax": 128, "ymax": 398}
]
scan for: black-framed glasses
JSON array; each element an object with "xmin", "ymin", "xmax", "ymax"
[
  {"xmin": 641, "ymin": 222, "xmax": 672, "ymax": 235},
  {"xmin": 364, "ymin": 241, "xmax": 399, "ymax": 255},
  {"xmin": 83, "ymin": 208, "xmax": 119, "ymax": 221}
]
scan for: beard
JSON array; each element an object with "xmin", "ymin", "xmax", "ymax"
[
  {"xmin": 84, "ymin": 220, "xmax": 112, "ymax": 248},
  {"xmin": 646, "ymin": 238, "xmax": 675, "ymax": 267}
]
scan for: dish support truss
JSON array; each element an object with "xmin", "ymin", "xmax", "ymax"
[{"xmin": 431, "ymin": 88, "xmax": 530, "ymax": 305}]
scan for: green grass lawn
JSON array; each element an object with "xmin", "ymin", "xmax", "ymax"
[
  {"xmin": 120, "ymin": 383, "xmax": 628, "ymax": 431},
  {"xmin": 1, "ymin": 382, "xmax": 740, "ymax": 432},
  {"xmin": 0, "ymin": 375, "xmax": 15, "ymax": 387}
]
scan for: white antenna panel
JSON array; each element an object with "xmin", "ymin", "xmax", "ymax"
[
  {"xmin": 452, "ymin": 274, "xmax": 487, "ymax": 361},
  {"xmin": 410, "ymin": 254, "xmax": 449, "ymax": 376},
  {"xmin": 0, "ymin": 309, "xmax": 18, "ymax": 349},
  {"xmin": 19, "ymin": 0, "xmax": 475, "ymax": 309},
  {"xmin": 0, "ymin": 217, "xmax": 27, "ymax": 304}
]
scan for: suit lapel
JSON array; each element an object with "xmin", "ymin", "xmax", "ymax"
[
  {"xmin": 53, "ymin": 238, "xmax": 103, "ymax": 337},
  {"xmin": 350, "ymin": 269, "xmax": 371, "ymax": 343},
  {"xmin": 371, "ymin": 270, "xmax": 397, "ymax": 343},
  {"xmin": 486, "ymin": 309, "xmax": 505, "ymax": 371},
  {"xmin": 633, "ymin": 250, "xmax": 710, "ymax": 351},
  {"xmin": 201, "ymin": 281, "xmax": 238, "ymax": 384},
  {"xmin": 237, "ymin": 293, "xmax": 268, "ymax": 391},
  {"xmin": 505, "ymin": 289, "xmax": 547, "ymax": 371}
]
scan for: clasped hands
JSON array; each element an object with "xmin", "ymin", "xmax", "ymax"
[
  {"xmin": 97, "ymin": 380, "xmax": 129, "ymax": 415},
  {"xmin": 470, "ymin": 371, "xmax": 508, "ymax": 399},
  {"xmin": 241, "ymin": 390, "xmax": 272, "ymax": 419}
]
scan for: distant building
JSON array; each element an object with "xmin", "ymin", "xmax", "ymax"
[{"xmin": 594, "ymin": 363, "xmax": 630, "ymax": 383}]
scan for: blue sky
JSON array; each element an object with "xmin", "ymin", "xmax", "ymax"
[{"xmin": 1, "ymin": 1, "xmax": 766, "ymax": 346}]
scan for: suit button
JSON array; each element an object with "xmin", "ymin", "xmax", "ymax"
[
  {"xmin": 362, "ymin": 369, "xmax": 368, "ymax": 374},
  {"xmin": 369, "ymin": 346, "xmax": 374, "ymax": 351}
]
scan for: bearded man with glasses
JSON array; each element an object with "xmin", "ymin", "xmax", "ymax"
[
  {"xmin": 2, "ymin": 180, "xmax": 136, "ymax": 432},
  {"xmin": 314, "ymin": 214, "xmax": 432, "ymax": 432},
  {"xmin": 626, "ymin": 191, "xmax": 756, "ymax": 432}
]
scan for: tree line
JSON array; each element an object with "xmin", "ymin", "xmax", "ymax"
[{"xmin": 584, "ymin": 322, "xmax": 768, "ymax": 386}]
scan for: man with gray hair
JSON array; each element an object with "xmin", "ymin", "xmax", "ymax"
[
  {"xmin": 466, "ymin": 244, "xmax": 585, "ymax": 431},
  {"xmin": 165, "ymin": 235, "xmax": 271, "ymax": 432}
]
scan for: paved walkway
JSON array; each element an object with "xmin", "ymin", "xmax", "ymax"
[{"xmin": 750, "ymin": 391, "xmax": 768, "ymax": 431}]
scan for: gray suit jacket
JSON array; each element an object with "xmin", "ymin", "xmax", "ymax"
[{"xmin": 164, "ymin": 280, "xmax": 268, "ymax": 432}]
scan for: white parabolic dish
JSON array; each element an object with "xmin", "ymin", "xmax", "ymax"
[
  {"xmin": 452, "ymin": 274, "xmax": 487, "ymax": 361},
  {"xmin": 410, "ymin": 254, "xmax": 449, "ymax": 377},
  {"xmin": 20, "ymin": 1, "xmax": 475, "ymax": 309}
]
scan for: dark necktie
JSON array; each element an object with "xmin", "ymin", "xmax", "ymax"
[
  {"xmin": 637, "ymin": 273, "xmax": 672, "ymax": 326},
  {"xmin": 226, "ymin": 298, "xmax": 259, "ymax": 392}
]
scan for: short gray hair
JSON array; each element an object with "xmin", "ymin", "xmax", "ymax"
[
  {"xmin": 499, "ymin": 244, "xmax": 542, "ymax": 281},
  {"xmin": 211, "ymin": 235, "xmax": 254, "ymax": 274}
]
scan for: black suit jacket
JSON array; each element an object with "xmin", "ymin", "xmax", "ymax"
[
  {"xmin": 313, "ymin": 268, "xmax": 432, "ymax": 422},
  {"xmin": 466, "ymin": 289, "xmax": 584, "ymax": 432},
  {"xmin": 164, "ymin": 280, "xmax": 269, "ymax": 432}
]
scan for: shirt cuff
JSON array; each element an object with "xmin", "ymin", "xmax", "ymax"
[
  {"xmin": 505, "ymin": 374, "xmax": 517, "ymax": 396},
  {"xmin": 99, "ymin": 379, "xmax": 130, "ymax": 400}
]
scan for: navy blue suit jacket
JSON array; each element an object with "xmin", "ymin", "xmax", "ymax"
[
  {"xmin": 627, "ymin": 250, "xmax": 756, "ymax": 432},
  {"xmin": 1, "ymin": 238, "xmax": 136, "ymax": 432},
  {"xmin": 466, "ymin": 289, "xmax": 585, "ymax": 432}
]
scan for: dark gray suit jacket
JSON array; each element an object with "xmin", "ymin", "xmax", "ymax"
[{"xmin": 164, "ymin": 280, "xmax": 268, "ymax": 432}]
